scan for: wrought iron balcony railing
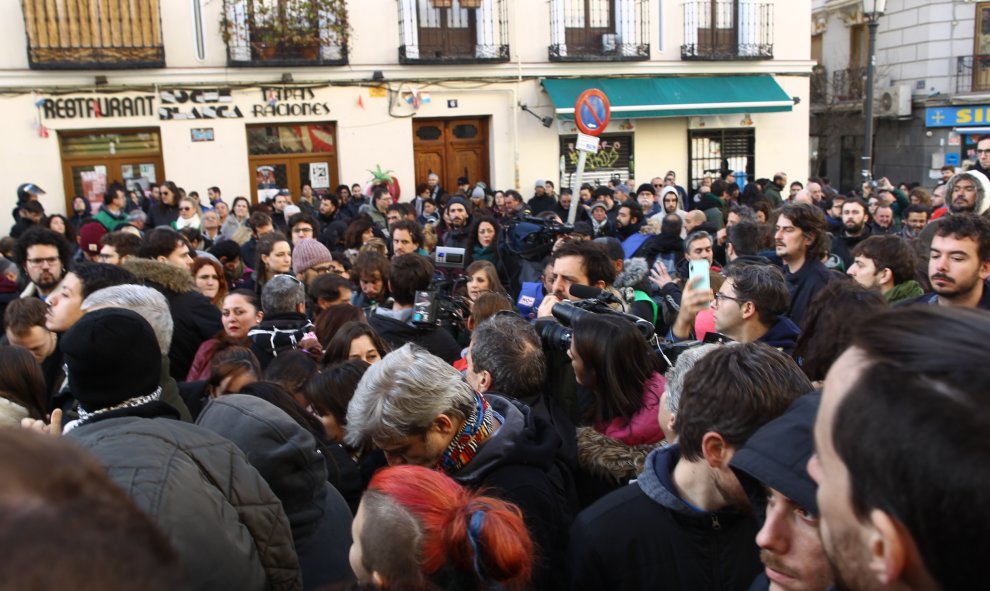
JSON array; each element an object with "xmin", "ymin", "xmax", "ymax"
[
  {"xmin": 832, "ymin": 67, "xmax": 867, "ymax": 102},
  {"xmin": 681, "ymin": 0, "xmax": 773, "ymax": 61},
  {"xmin": 21, "ymin": 0, "xmax": 165, "ymax": 69},
  {"xmin": 222, "ymin": 0, "xmax": 347, "ymax": 67},
  {"xmin": 398, "ymin": 0, "xmax": 509, "ymax": 64},
  {"xmin": 956, "ymin": 55, "xmax": 990, "ymax": 93},
  {"xmin": 549, "ymin": 0, "xmax": 649, "ymax": 61}
]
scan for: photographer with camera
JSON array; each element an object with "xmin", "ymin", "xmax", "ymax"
[{"xmin": 366, "ymin": 254, "xmax": 461, "ymax": 364}]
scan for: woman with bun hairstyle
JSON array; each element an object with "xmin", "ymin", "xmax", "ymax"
[{"xmin": 350, "ymin": 464, "xmax": 533, "ymax": 591}]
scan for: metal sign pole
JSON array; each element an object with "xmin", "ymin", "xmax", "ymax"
[{"xmin": 568, "ymin": 150, "xmax": 588, "ymax": 225}]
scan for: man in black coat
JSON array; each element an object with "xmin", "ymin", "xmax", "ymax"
[
  {"xmin": 127, "ymin": 228, "xmax": 222, "ymax": 381},
  {"xmin": 344, "ymin": 342, "xmax": 577, "ymax": 591}
]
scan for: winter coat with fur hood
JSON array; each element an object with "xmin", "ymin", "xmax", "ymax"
[{"xmin": 125, "ymin": 258, "xmax": 223, "ymax": 381}]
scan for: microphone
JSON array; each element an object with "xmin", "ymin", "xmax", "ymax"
[{"xmin": 568, "ymin": 283, "xmax": 620, "ymax": 303}]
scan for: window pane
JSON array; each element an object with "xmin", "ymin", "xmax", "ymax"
[
  {"xmin": 247, "ymin": 124, "xmax": 336, "ymax": 155},
  {"xmin": 62, "ymin": 131, "xmax": 161, "ymax": 158}
]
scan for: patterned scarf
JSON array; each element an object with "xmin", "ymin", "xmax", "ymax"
[{"xmin": 436, "ymin": 392, "xmax": 496, "ymax": 474}]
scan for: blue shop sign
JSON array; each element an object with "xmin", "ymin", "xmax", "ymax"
[{"xmin": 926, "ymin": 105, "xmax": 990, "ymax": 127}]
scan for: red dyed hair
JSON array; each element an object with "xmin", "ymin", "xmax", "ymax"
[{"xmin": 365, "ymin": 465, "xmax": 533, "ymax": 589}]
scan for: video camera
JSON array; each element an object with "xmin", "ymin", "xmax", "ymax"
[
  {"xmin": 535, "ymin": 284, "xmax": 656, "ymax": 351},
  {"xmin": 412, "ymin": 247, "xmax": 471, "ymax": 328},
  {"xmin": 502, "ymin": 216, "xmax": 578, "ymax": 262}
]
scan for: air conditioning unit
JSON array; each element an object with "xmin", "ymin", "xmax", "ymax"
[{"xmin": 874, "ymin": 84, "xmax": 913, "ymax": 118}]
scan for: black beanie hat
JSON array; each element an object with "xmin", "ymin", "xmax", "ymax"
[
  {"xmin": 636, "ymin": 183, "xmax": 656, "ymax": 196},
  {"xmin": 447, "ymin": 196, "xmax": 470, "ymax": 211},
  {"xmin": 61, "ymin": 308, "xmax": 162, "ymax": 413}
]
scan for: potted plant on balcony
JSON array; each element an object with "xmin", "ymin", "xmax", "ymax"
[{"xmin": 219, "ymin": 0, "xmax": 349, "ymax": 62}]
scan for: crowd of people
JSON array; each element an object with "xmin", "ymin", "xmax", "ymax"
[{"xmin": 0, "ymin": 160, "xmax": 987, "ymax": 591}]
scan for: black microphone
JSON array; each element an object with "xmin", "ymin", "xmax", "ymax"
[{"xmin": 568, "ymin": 283, "xmax": 620, "ymax": 303}]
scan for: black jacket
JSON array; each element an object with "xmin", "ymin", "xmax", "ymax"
[
  {"xmin": 248, "ymin": 312, "xmax": 315, "ymax": 370},
  {"xmin": 68, "ymin": 411, "xmax": 302, "ymax": 591},
  {"xmin": 569, "ymin": 445, "xmax": 761, "ymax": 591},
  {"xmin": 783, "ymin": 259, "xmax": 833, "ymax": 328},
  {"xmin": 455, "ymin": 394, "xmax": 578, "ymax": 591},
  {"xmin": 197, "ymin": 395, "xmax": 354, "ymax": 590},
  {"xmin": 125, "ymin": 259, "xmax": 223, "ymax": 381},
  {"xmin": 528, "ymin": 194, "xmax": 557, "ymax": 215},
  {"xmin": 829, "ymin": 225, "xmax": 873, "ymax": 270},
  {"xmin": 368, "ymin": 310, "xmax": 461, "ymax": 364}
]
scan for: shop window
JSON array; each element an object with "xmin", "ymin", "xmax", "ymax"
[
  {"xmin": 558, "ymin": 133, "xmax": 634, "ymax": 188},
  {"xmin": 687, "ymin": 128, "xmax": 754, "ymax": 194},
  {"xmin": 247, "ymin": 123, "xmax": 338, "ymax": 202},
  {"xmin": 58, "ymin": 129, "xmax": 163, "ymax": 214}
]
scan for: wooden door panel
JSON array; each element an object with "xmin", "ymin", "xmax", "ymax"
[
  {"xmin": 415, "ymin": 151, "xmax": 445, "ymax": 188},
  {"xmin": 414, "ymin": 117, "xmax": 489, "ymax": 193},
  {"xmin": 449, "ymin": 147, "xmax": 483, "ymax": 188}
]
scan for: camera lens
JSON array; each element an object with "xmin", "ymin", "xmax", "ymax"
[{"xmin": 536, "ymin": 318, "xmax": 573, "ymax": 352}]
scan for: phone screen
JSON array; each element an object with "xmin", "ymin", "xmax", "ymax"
[{"xmin": 689, "ymin": 259, "xmax": 711, "ymax": 295}]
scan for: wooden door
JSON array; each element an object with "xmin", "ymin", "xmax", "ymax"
[
  {"xmin": 417, "ymin": 4, "xmax": 477, "ymax": 59},
  {"xmin": 246, "ymin": 123, "xmax": 338, "ymax": 203},
  {"xmin": 413, "ymin": 117, "xmax": 489, "ymax": 192},
  {"xmin": 58, "ymin": 129, "xmax": 164, "ymax": 214}
]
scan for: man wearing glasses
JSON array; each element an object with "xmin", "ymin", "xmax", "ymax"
[
  {"xmin": 711, "ymin": 264, "xmax": 800, "ymax": 354},
  {"xmin": 970, "ymin": 136, "xmax": 990, "ymax": 179},
  {"xmin": 13, "ymin": 227, "xmax": 71, "ymax": 301}
]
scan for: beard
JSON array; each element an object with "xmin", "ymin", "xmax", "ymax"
[
  {"xmin": 32, "ymin": 271, "xmax": 60, "ymax": 291},
  {"xmin": 952, "ymin": 197, "xmax": 976, "ymax": 212},
  {"xmin": 930, "ymin": 271, "xmax": 981, "ymax": 298},
  {"xmin": 821, "ymin": 524, "xmax": 880, "ymax": 591},
  {"xmin": 844, "ymin": 220, "xmax": 865, "ymax": 235}
]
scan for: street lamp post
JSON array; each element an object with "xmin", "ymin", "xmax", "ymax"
[{"xmin": 862, "ymin": 0, "xmax": 887, "ymax": 185}]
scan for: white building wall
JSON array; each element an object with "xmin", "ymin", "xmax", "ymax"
[{"xmin": 0, "ymin": 0, "xmax": 813, "ymax": 218}]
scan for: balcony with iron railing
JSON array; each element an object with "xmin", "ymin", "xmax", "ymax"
[
  {"xmin": 221, "ymin": 0, "xmax": 347, "ymax": 67},
  {"xmin": 21, "ymin": 0, "xmax": 165, "ymax": 69},
  {"xmin": 681, "ymin": 0, "xmax": 772, "ymax": 60},
  {"xmin": 549, "ymin": 0, "xmax": 649, "ymax": 62},
  {"xmin": 397, "ymin": 0, "xmax": 509, "ymax": 64},
  {"xmin": 832, "ymin": 67, "xmax": 867, "ymax": 102},
  {"xmin": 955, "ymin": 55, "xmax": 990, "ymax": 94}
]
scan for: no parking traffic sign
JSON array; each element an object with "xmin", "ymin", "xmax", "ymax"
[{"xmin": 574, "ymin": 89, "xmax": 611, "ymax": 137}]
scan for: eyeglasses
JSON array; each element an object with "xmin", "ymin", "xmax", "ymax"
[
  {"xmin": 713, "ymin": 292, "xmax": 747, "ymax": 306},
  {"xmin": 977, "ymin": 149, "xmax": 990, "ymax": 155},
  {"xmin": 310, "ymin": 264, "xmax": 334, "ymax": 275},
  {"xmin": 180, "ymin": 207, "xmax": 191, "ymax": 212},
  {"xmin": 26, "ymin": 257, "xmax": 60, "ymax": 267}
]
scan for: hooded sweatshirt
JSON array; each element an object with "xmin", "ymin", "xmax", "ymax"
[
  {"xmin": 919, "ymin": 169, "xmax": 990, "ymax": 250},
  {"xmin": 569, "ymin": 444, "xmax": 762, "ymax": 591},
  {"xmin": 197, "ymin": 395, "xmax": 354, "ymax": 590}
]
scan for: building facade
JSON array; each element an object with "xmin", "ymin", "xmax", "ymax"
[
  {"xmin": 811, "ymin": 0, "xmax": 989, "ymax": 193},
  {"xmin": 0, "ymin": 0, "xmax": 812, "ymax": 217}
]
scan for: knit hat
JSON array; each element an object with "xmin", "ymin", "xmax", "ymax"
[
  {"xmin": 447, "ymin": 196, "xmax": 470, "ymax": 211},
  {"xmin": 535, "ymin": 179, "xmax": 546, "ymax": 189},
  {"xmin": 470, "ymin": 186, "xmax": 486, "ymax": 200},
  {"xmin": 590, "ymin": 201, "xmax": 608, "ymax": 212},
  {"xmin": 61, "ymin": 308, "xmax": 162, "ymax": 413},
  {"xmin": 292, "ymin": 238, "xmax": 333, "ymax": 275},
  {"xmin": 613, "ymin": 183, "xmax": 629, "ymax": 195},
  {"xmin": 78, "ymin": 221, "xmax": 108, "ymax": 254},
  {"xmin": 636, "ymin": 183, "xmax": 656, "ymax": 196}
]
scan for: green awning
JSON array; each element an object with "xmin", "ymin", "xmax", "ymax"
[{"xmin": 542, "ymin": 75, "xmax": 793, "ymax": 120}]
